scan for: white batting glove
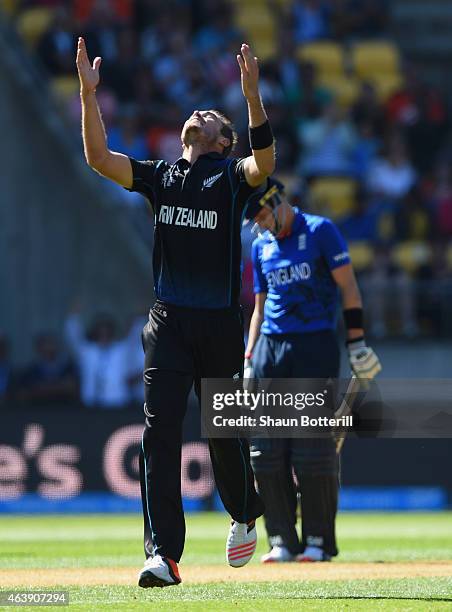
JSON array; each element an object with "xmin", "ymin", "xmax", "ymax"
[
  {"xmin": 347, "ymin": 339, "xmax": 382, "ymax": 380},
  {"xmin": 243, "ymin": 357, "xmax": 255, "ymax": 391},
  {"xmin": 244, "ymin": 357, "xmax": 255, "ymax": 379}
]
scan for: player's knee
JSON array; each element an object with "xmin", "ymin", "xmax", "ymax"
[
  {"xmin": 250, "ymin": 444, "xmax": 285, "ymax": 473},
  {"xmin": 292, "ymin": 446, "xmax": 338, "ymax": 475}
]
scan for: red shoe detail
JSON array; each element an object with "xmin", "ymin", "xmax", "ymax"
[
  {"xmin": 229, "ymin": 550, "xmax": 256, "ymax": 562},
  {"xmin": 228, "ymin": 540, "xmax": 257, "ymax": 554},
  {"xmin": 228, "ymin": 542, "xmax": 257, "ymax": 560},
  {"xmin": 166, "ymin": 558, "xmax": 181, "ymax": 581}
]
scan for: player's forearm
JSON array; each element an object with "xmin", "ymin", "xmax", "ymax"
[
  {"xmin": 341, "ymin": 281, "xmax": 362, "ymax": 310},
  {"xmin": 81, "ymin": 90, "xmax": 109, "ymax": 169},
  {"xmin": 247, "ymin": 96, "xmax": 275, "ymax": 176},
  {"xmin": 247, "ymin": 94, "xmax": 267, "ymax": 128},
  {"xmin": 64, "ymin": 314, "xmax": 84, "ymax": 357},
  {"xmin": 245, "ymin": 308, "xmax": 263, "ymax": 357}
]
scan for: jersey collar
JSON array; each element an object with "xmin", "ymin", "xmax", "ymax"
[
  {"xmin": 261, "ymin": 207, "xmax": 303, "ymax": 242},
  {"xmin": 175, "ymin": 151, "xmax": 226, "ymax": 168},
  {"xmin": 198, "ymin": 152, "xmax": 226, "ymax": 160},
  {"xmin": 291, "ymin": 207, "xmax": 304, "ymax": 233}
]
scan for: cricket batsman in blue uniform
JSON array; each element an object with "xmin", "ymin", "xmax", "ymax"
[{"xmin": 244, "ymin": 179, "xmax": 381, "ymax": 563}]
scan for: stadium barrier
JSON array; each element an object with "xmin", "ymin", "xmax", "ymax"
[{"xmin": 0, "ymin": 404, "xmax": 450, "ymax": 512}]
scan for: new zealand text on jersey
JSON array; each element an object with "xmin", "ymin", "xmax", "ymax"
[{"xmin": 158, "ymin": 205, "xmax": 218, "ymax": 230}]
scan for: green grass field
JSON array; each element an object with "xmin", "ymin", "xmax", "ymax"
[{"xmin": 0, "ymin": 512, "xmax": 451, "ymax": 610}]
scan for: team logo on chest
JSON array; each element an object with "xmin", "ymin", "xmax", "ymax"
[
  {"xmin": 202, "ymin": 171, "xmax": 223, "ymax": 190},
  {"xmin": 262, "ymin": 242, "xmax": 277, "ymax": 260}
]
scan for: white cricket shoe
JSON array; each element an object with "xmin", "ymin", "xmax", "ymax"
[
  {"xmin": 226, "ymin": 520, "xmax": 257, "ymax": 567},
  {"xmin": 261, "ymin": 545, "xmax": 294, "ymax": 563},
  {"xmin": 296, "ymin": 546, "xmax": 331, "ymax": 562},
  {"xmin": 138, "ymin": 554, "xmax": 181, "ymax": 588}
]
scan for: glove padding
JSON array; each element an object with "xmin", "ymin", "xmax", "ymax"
[
  {"xmin": 243, "ymin": 358, "xmax": 255, "ymax": 392},
  {"xmin": 348, "ymin": 339, "xmax": 382, "ymax": 380},
  {"xmin": 243, "ymin": 358, "xmax": 254, "ymax": 379}
]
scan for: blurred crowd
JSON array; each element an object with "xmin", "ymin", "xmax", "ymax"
[
  {"xmin": 0, "ymin": 308, "xmax": 146, "ymax": 409},
  {"xmin": 15, "ymin": 0, "xmax": 396, "ymax": 166},
  {"xmin": 4, "ymin": 0, "xmax": 452, "ymax": 350}
]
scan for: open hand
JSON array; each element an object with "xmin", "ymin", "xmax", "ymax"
[
  {"xmin": 76, "ymin": 37, "xmax": 101, "ymax": 95},
  {"xmin": 237, "ymin": 43, "xmax": 260, "ymax": 101}
]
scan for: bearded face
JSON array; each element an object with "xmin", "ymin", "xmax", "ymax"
[
  {"xmin": 182, "ymin": 123, "xmax": 204, "ymax": 147},
  {"xmin": 181, "ymin": 110, "xmax": 223, "ymax": 149}
]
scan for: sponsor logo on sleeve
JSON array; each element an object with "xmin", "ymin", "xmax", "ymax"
[
  {"xmin": 333, "ymin": 251, "xmax": 350, "ymax": 263},
  {"xmin": 162, "ymin": 167, "xmax": 188, "ymax": 188}
]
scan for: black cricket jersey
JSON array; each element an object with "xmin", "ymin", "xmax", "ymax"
[{"xmin": 127, "ymin": 152, "xmax": 259, "ymax": 308}]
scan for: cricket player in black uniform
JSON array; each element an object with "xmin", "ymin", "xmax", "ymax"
[
  {"xmin": 244, "ymin": 180, "xmax": 381, "ymax": 563},
  {"xmin": 76, "ymin": 38, "xmax": 274, "ymax": 587}
]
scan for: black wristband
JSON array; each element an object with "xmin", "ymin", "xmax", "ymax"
[
  {"xmin": 343, "ymin": 307, "xmax": 364, "ymax": 330},
  {"xmin": 249, "ymin": 120, "xmax": 274, "ymax": 150}
]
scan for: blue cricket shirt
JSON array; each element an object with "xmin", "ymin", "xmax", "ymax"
[{"xmin": 252, "ymin": 208, "xmax": 351, "ymax": 335}]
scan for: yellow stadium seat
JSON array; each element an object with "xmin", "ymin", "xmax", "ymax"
[
  {"xmin": 391, "ymin": 241, "xmax": 432, "ymax": 274},
  {"xmin": 252, "ymin": 38, "xmax": 277, "ymax": 61},
  {"xmin": 275, "ymin": 173, "xmax": 300, "ymax": 196},
  {"xmin": 318, "ymin": 75, "xmax": 360, "ymax": 108},
  {"xmin": 236, "ymin": 8, "xmax": 273, "ymax": 27},
  {"xmin": 348, "ymin": 241, "xmax": 374, "ymax": 272},
  {"xmin": 352, "ymin": 42, "xmax": 400, "ymax": 79},
  {"xmin": 370, "ymin": 74, "xmax": 404, "ymax": 102},
  {"xmin": 273, "ymin": 0, "xmax": 292, "ymax": 10},
  {"xmin": 444, "ymin": 242, "xmax": 452, "ymax": 270},
  {"xmin": 16, "ymin": 7, "xmax": 54, "ymax": 48},
  {"xmin": 297, "ymin": 42, "xmax": 344, "ymax": 77},
  {"xmin": 235, "ymin": 5, "xmax": 277, "ymax": 61},
  {"xmin": 52, "ymin": 76, "xmax": 80, "ymax": 102},
  {"xmin": 235, "ymin": 3, "xmax": 275, "ymax": 30},
  {"xmin": 377, "ymin": 210, "xmax": 396, "ymax": 243},
  {"xmin": 238, "ymin": 31, "xmax": 277, "ymax": 61},
  {"xmin": 309, "ymin": 178, "xmax": 356, "ymax": 221},
  {"xmin": 1, "ymin": 0, "xmax": 21, "ymax": 16},
  {"xmin": 232, "ymin": 0, "xmax": 291, "ymax": 15}
]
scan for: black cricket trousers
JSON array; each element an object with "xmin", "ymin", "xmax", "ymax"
[
  {"xmin": 140, "ymin": 300, "xmax": 264, "ymax": 562},
  {"xmin": 250, "ymin": 330, "xmax": 340, "ymax": 557}
]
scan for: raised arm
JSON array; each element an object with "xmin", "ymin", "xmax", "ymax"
[
  {"xmin": 76, "ymin": 37, "xmax": 133, "ymax": 188},
  {"xmin": 64, "ymin": 310, "xmax": 86, "ymax": 363},
  {"xmin": 237, "ymin": 44, "xmax": 276, "ymax": 187}
]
